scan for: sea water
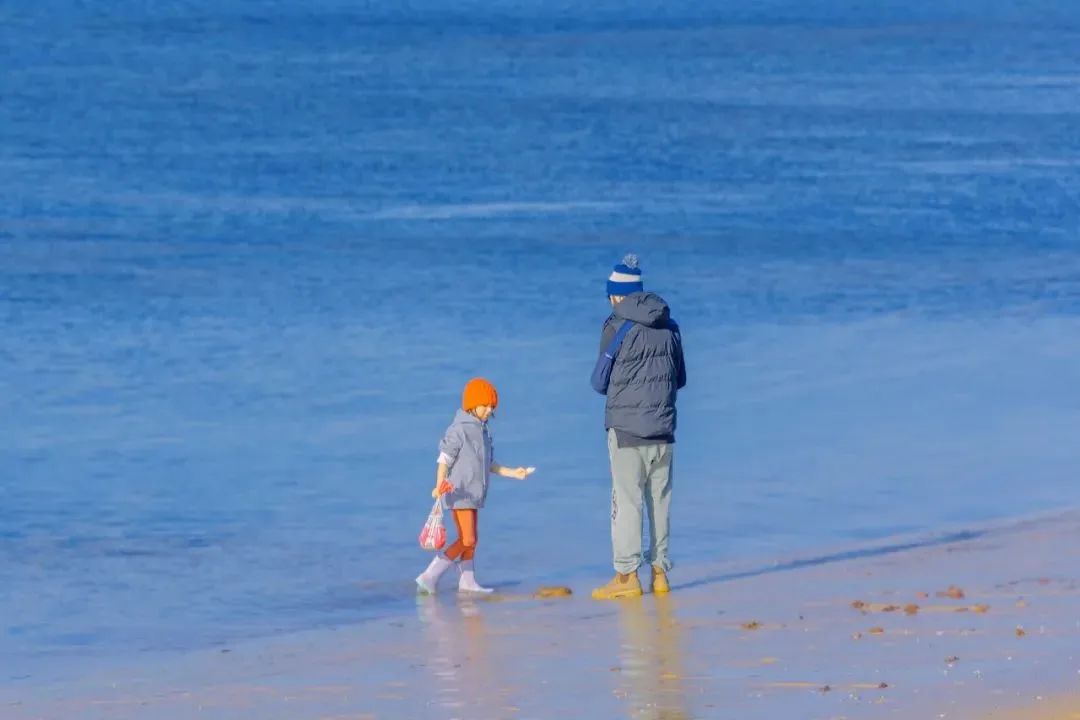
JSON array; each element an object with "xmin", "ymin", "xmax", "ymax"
[{"xmin": 3, "ymin": 0, "xmax": 1080, "ymax": 677}]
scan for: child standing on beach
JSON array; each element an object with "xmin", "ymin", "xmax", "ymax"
[{"xmin": 416, "ymin": 378, "xmax": 534, "ymax": 594}]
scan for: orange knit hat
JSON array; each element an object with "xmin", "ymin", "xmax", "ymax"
[{"xmin": 462, "ymin": 377, "xmax": 499, "ymax": 412}]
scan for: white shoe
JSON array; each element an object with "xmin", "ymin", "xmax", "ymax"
[
  {"xmin": 416, "ymin": 555, "xmax": 453, "ymax": 594},
  {"xmin": 458, "ymin": 560, "xmax": 494, "ymax": 594}
]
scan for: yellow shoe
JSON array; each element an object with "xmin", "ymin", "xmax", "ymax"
[
  {"xmin": 591, "ymin": 572, "xmax": 643, "ymax": 600},
  {"xmin": 651, "ymin": 566, "xmax": 670, "ymax": 594}
]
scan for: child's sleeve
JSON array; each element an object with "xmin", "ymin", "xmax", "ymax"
[{"xmin": 437, "ymin": 426, "xmax": 463, "ymax": 466}]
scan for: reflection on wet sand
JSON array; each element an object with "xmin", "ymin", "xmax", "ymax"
[
  {"xmin": 416, "ymin": 595, "xmax": 517, "ymax": 719},
  {"xmin": 615, "ymin": 595, "xmax": 693, "ymax": 720}
]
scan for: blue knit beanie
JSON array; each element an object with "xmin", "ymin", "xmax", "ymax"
[{"xmin": 607, "ymin": 254, "xmax": 643, "ymax": 296}]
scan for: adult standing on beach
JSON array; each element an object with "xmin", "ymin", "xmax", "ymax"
[{"xmin": 591, "ymin": 254, "xmax": 686, "ymax": 600}]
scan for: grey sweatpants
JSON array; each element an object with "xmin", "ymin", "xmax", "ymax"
[{"xmin": 608, "ymin": 429, "xmax": 674, "ymax": 575}]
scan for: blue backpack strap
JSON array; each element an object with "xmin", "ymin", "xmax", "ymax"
[
  {"xmin": 606, "ymin": 320, "xmax": 634, "ymax": 358},
  {"xmin": 591, "ymin": 320, "xmax": 635, "ymax": 394}
]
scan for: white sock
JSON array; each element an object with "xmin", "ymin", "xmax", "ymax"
[
  {"xmin": 416, "ymin": 555, "xmax": 453, "ymax": 594},
  {"xmin": 458, "ymin": 559, "xmax": 494, "ymax": 593}
]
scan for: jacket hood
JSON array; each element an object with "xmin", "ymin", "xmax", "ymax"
[
  {"xmin": 613, "ymin": 292, "xmax": 671, "ymax": 328},
  {"xmin": 452, "ymin": 408, "xmax": 483, "ymax": 427}
]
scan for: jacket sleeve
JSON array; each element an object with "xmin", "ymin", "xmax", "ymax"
[
  {"xmin": 673, "ymin": 326, "xmax": 687, "ymax": 390},
  {"xmin": 437, "ymin": 426, "xmax": 464, "ymax": 466},
  {"xmin": 592, "ymin": 316, "xmax": 620, "ymax": 395},
  {"xmin": 597, "ymin": 314, "xmax": 617, "ymax": 355}
]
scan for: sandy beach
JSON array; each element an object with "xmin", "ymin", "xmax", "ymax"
[
  {"xmin": 986, "ymin": 697, "xmax": 1080, "ymax": 720},
  {"xmin": 3, "ymin": 509, "xmax": 1077, "ymax": 719}
]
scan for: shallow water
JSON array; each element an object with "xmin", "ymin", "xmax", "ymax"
[{"xmin": 3, "ymin": 0, "xmax": 1080, "ymax": 674}]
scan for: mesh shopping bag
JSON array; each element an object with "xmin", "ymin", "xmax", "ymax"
[{"xmin": 418, "ymin": 496, "xmax": 447, "ymax": 551}]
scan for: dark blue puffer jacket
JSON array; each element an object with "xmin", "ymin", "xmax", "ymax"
[{"xmin": 597, "ymin": 292, "xmax": 686, "ymax": 440}]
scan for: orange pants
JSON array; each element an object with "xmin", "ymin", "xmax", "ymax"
[{"xmin": 443, "ymin": 509, "xmax": 478, "ymax": 562}]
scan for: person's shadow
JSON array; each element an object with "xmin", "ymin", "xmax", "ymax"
[
  {"xmin": 673, "ymin": 528, "xmax": 984, "ymax": 592},
  {"xmin": 614, "ymin": 595, "xmax": 692, "ymax": 720}
]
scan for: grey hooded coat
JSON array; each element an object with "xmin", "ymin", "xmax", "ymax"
[
  {"xmin": 597, "ymin": 292, "xmax": 687, "ymax": 443},
  {"xmin": 438, "ymin": 409, "xmax": 495, "ymax": 510}
]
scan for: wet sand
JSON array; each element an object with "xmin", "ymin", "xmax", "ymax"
[
  {"xmin": 985, "ymin": 696, "xmax": 1080, "ymax": 719},
  {"xmin": 3, "ymin": 510, "xmax": 1078, "ymax": 719}
]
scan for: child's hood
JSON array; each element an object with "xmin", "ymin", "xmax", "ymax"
[{"xmin": 451, "ymin": 408, "xmax": 485, "ymax": 430}]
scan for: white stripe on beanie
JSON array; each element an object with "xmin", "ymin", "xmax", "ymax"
[{"xmin": 609, "ymin": 270, "xmax": 642, "ymax": 283}]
